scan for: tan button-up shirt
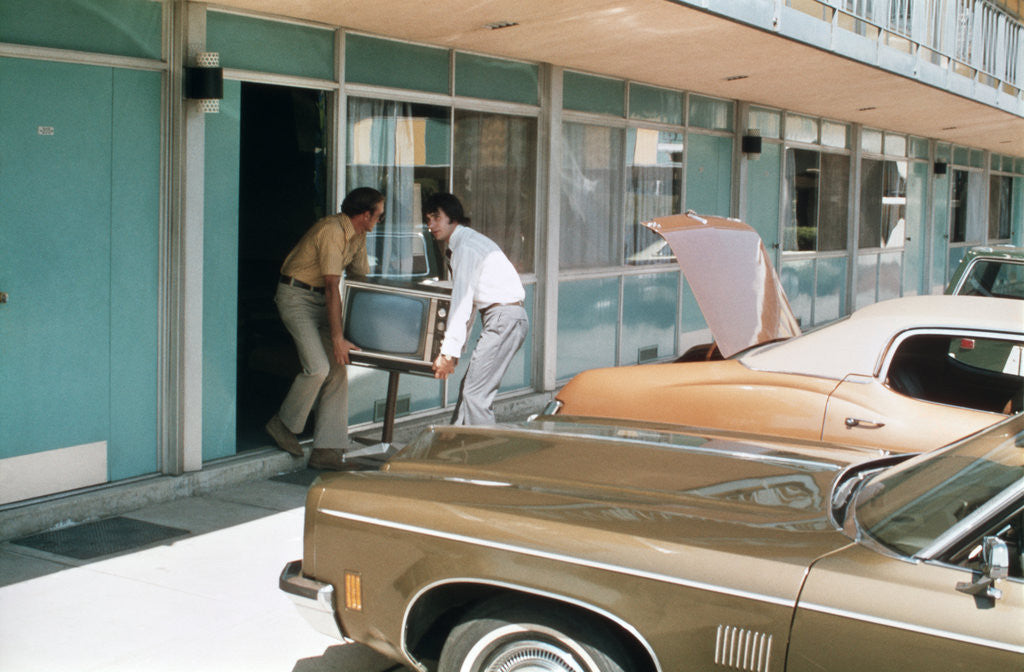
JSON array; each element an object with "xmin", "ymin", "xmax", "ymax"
[{"xmin": 280, "ymin": 214, "xmax": 369, "ymax": 286}]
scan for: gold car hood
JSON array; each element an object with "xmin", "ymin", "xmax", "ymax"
[{"xmin": 646, "ymin": 213, "xmax": 801, "ymax": 358}]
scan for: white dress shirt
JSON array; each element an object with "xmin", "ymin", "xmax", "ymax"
[{"xmin": 440, "ymin": 225, "xmax": 525, "ymax": 357}]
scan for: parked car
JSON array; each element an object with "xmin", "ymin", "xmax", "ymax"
[
  {"xmin": 281, "ymin": 414, "xmax": 1024, "ymax": 672},
  {"xmin": 947, "ymin": 245, "xmax": 1024, "ymax": 299},
  {"xmin": 551, "ymin": 214, "xmax": 1024, "ymax": 454}
]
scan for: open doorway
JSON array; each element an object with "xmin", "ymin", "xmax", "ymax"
[{"xmin": 236, "ymin": 82, "xmax": 328, "ymax": 451}]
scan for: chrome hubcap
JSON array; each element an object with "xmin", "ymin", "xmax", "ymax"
[{"xmin": 484, "ymin": 639, "xmax": 587, "ymax": 672}]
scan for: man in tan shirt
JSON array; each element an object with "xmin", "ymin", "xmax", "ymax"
[{"xmin": 266, "ymin": 187, "xmax": 384, "ymax": 470}]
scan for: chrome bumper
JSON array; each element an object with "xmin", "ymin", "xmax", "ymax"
[{"xmin": 279, "ymin": 559, "xmax": 348, "ymax": 642}]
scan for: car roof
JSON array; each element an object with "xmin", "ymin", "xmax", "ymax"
[
  {"xmin": 645, "ymin": 212, "xmax": 801, "ymax": 358},
  {"xmin": 739, "ymin": 295, "xmax": 1024, "ymax": 379}
]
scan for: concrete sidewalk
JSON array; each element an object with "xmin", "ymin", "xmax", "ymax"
[
  {"xmin": 0, "ymin": 392, "xmax": 549, "ymax": 672},
  {"xmin": 0, "ymin": 471, "xmax": 402, "ymax": 671}
]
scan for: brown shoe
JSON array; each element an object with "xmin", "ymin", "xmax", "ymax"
[
  {"xmin": 265, "ymin": 415, "xmax": 304, "ymax": 456},
  {"xmin": 308, "ymin": 448, "xmax": 358, "ymax": 471}
]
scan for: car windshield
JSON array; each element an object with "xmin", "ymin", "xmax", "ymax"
[{"xmin": 854, "ymin": 417, "xmax": 1024, "ymax": 557}]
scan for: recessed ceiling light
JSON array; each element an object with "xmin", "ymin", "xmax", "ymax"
[
  {"xmin": 942, "ymin": 126, "xmax": 958, "ymax": 130},
  {"xmin": 484, "ymin": 20, "xmax": 519, "ymax": 30},
  {"xmin": 724, "ymin": 75, "xmax": 748, "ymax": 81},
  {"xmin": 858, "ymin": 106, "xmax": 876, "ymax": 111}
]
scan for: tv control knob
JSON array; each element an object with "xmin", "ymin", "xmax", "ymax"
[
  {"xmin": 437, "ymin": 321, "xmax": 445, "ymax": 331},
  {"xmin": 438, "ymin": 308, "xmax": 447, "ymax": 318}
]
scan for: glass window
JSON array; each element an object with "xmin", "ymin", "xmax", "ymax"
[
  {"xmin": 821, "ymin": 121, "xmax": 849, "ymax": 149},
  {"xmin": 563, "ymin": 72, "xmax": 625, "ymax": 116},
  {"xmin": 453, "ymin": 110, "xmax": 538, "ymax": 273},
  {"xmin": 859, "ymin": 159, "xmax": 907, "ymax": 249},
  {"xmin": 989, "ymin": 175, "xmax": 1013, "ymax": 241},
  {"xmin": 345, "ymin": 34, "xmax": 449, "ymax": 94},
  {"xmin": 688, "ymin": 95, "xmax": 734, "ymax": 131},
  {"xmin": 628, "ymin": 84, "xmax": 683, "ymax": 126},
  {"xmin": 748, "ymin": 107, "xmax": 781, "ymax": 140},
  {"xmin": 561, "ymin": 123, "xmax": 624, "ymax": 269},
  {"xmin": 883, "ymin": 133, "xmax": 907, "ymax": 157},
  {"xmin": 784, "ymin": 149, "xmax": 849, "ymax": 252},
  {"xmin": 785, "ymin": 114, "xmax": 818, "ymax": 143},
  {"xmin": 454, "ymin": 53, "xmax": 539, "ymax": 105},
  {"xmin": 861, "ymin": 128, "xmax": 884, "ymax": 154},
  {"xmin": 950, "ymin": 169, "xmax": 986, "ymax": 243},
  {"xmin": 347, "ymin": 98, "xmax": 450, "ymax": 277},
  {"xmin": 625, "ymin": 128, "xmax": 682, "ymax": 265}
]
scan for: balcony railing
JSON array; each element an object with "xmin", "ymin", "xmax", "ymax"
[{"xmin": 788, "ymin": 0, "xmax": 1023, "ymax": 93}]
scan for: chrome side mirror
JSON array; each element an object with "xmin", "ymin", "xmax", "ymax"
[{"xmin": 956, "ymin": 537, "xmax": 1009, "ymax": 600}]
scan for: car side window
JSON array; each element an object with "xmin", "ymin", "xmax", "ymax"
[
  {"xmin": 958, "ymin": 260, "xmax": 1024, "ymax": 300},
  {"xmin": 945, "ymin": 504, "xmax": 1024, "ymax": 580},
  {"xmin": 885, "ymin": 334, "xmax": 1024, "ymax": 414}
]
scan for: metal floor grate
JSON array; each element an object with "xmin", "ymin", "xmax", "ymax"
[{"xmin": 11, "ymin": 517, "xmax": 190, "ymax": 560}]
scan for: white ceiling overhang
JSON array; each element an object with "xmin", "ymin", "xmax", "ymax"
[{"xmin": 205, "ymin": 0, "xmax": 1024, "ymax": 157}]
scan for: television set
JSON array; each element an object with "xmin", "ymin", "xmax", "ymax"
[{"xmin": 343, "ymin": 279, "xmax": 452, "ymax": 376}]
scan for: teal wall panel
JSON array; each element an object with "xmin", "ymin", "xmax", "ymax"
[
  {"xmin": 557, "ymin": 277, "xmax": 619, "ymax": 380},
  {"xmin": 345, "ymin": 34, "xmax": 448, "ymax": 93},
  {"xmin": 203, "ymin": 81, "xmax": 242, "ymax": 461},
  {"xmin": 902, "ymin": 161, "xmax": 928, "ymax": 296},
  {"xmin": 855, "ymin": 254, "xmax": 879, "ymax": 309},
  {"xmin": 207, "ymin": 11, "xmax": 335, "ymax": 81},
  {"xmin": 1013, "ymin": 177, "xmax": 1024, "ymax": 247},
  {"xmin": 930, "ymin": 172, "xmax": 951, "ymax": 290},
  {"xmin": 0, "ymin": 0, "xmax": 162, "ymax": 59},
  {"xmin": 746, "ymin": 143, "xmax": 781, "ymax": 253},
  {"xmin": 621, "ymin": 272, "xmax": 678, "ymax": 365},
  {"xmin": 0, "ymin": 59, "xmax": 112, "ymax": 456},
  {"xmin": 686, "ymin": 133, "xmax": 733, "ymax": 216},
  {"xmin": 455, "ymin": 53, "xmax": 538, "ymax": 105},
  {"xmin": 348, "ymin": 367, "xmax": 443, "ymax": 426},
  {"xmin": 109, "ymin": 68, "xmax": 161, "ymax": 479}
]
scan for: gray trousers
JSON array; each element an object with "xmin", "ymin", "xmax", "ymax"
[
  {"xmin": 452, "ymin": 304, "xmax": 529, "ymax": 426},
  {"xmin": 274, "ymin": 283, "xmax": 349, "ymax": 449}
]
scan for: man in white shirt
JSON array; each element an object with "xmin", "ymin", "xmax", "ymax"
[{"xmin": 425, "ymin": 193, "xmax": 529, "ymax": 425}]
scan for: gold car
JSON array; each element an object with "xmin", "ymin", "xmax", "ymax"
[
  {"xmin": 281, "ymin": 414, "xmax": 1024, "ymax": 672},
  {"xmin": 553, "ymin": 214, "xmax": 1024, "ymax": 454}
]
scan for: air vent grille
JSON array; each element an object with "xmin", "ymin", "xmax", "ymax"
[{"xmin": 714, "ymin": 625, "xmax": 772, "ymax": 672}]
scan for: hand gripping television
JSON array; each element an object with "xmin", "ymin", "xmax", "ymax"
[{"xmin": 342, "ymin": 279, "xmax": 452, "ymax": 377}]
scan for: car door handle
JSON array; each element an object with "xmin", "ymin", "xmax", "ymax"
[{"xmin": 845, "ymin": 417, "xmax": 886, "ymax": 429}]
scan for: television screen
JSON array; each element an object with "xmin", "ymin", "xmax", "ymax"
[{"xmin": 345, "ymin": 289, "xmax": 426, "ymax": 356}]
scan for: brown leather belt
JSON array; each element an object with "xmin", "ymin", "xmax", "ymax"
[
  {"xmin": 481, "ymin": 300, "xmax": 524, "ymax": 314},
  {"xmin": 280, "ymin": 275, "xmax": 325, "ymax": 294}
]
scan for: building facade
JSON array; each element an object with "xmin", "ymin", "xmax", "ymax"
[{"xmin": 1, "ymin": 0, "xmax": 1022, "ymax": 505}]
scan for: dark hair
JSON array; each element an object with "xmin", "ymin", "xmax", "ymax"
[
  {"xmin": 423, "ymin": 192, "xmax": 470, "ymax": 226},
  {"xmin": 340, "ymin": 187, "xmax": 384, "ymax": 217}
]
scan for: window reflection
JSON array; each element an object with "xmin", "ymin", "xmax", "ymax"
[{"xmin": 625, "ymin": 128, "xmax": 682, "ymax": 265}]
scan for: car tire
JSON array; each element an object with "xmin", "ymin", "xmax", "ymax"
[{"xmin": 438, "ymin": 596, "xmax": 631, "ymax": 672}]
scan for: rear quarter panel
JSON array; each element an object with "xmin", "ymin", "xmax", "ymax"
[{"xmin": 305, "ymin": 473, "xmax": 835, "ymax": 670}]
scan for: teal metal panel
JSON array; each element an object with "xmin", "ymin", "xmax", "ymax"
[
  {"xmin": 814, "ymin": 256, "xmax": 847, "ymax": 324},
  {"xmin": 345, "ymin": 34, "xmax": 449, "ymax": 93},
  {"xmin": 930, "ymin": 173, "xmax": 951, "ymax": 291},
  {"xmin": 1014, "ymin": 177, "xmax": 1024, "ymax": 247},
  {"xmin": 780, "ymin": 258, "xmax": 813, "ymax": 328},
  {"xmin": 455, "ymin": 53, "xmax": 538, "ymax": 105},
  {"xmin": 686, "ymin": 133, "xmax": 733, "ymax": 216},
  {"xmin": 877, "ymin": 251, "xmax": 902, "ymax": 301},
  {"xmin": 207, "ymin": 11, "xmax": 335, "ymax": 81},
  {"xmin": 679, "ymin": 277, "xmax": 707, "ymax": 335},
  {"xmin": 628, "ymin": 84, "xmax": 683, "ymax": 125},
  {"xmin": 746, "ymin": 142, "xmax": 781, "ymax": 254},
  {"xmin": 621, "ymin": 273, "xmax": 678, "ymax": 365},
  {"xmin": 203, "ymin": 81, "xmax": 242, "ymax": 461},
  {"xmin": 0, "ymin": 58, "xmax": 112, "ymax": 457},
  {"xmin": 563, "ymin": 72, "xmax": 625, "ymax": 116},
  {"xmin": 109, "ymin": 68, "xmax": 161, "ymax": 479},
  {"xmin": 901, "ymin": 161, "xmax": 929, "ymax": 296},
  {"xmin": 557, "ymin": 277, "xmax": 619, "ymax": 380},
  {"xmin": 0, "ymin": 0, "xmax": 162, "ymax": 59},
  {"xmin": 348, "ymin": 367, "xmax": 444, "ymax": 426}
]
